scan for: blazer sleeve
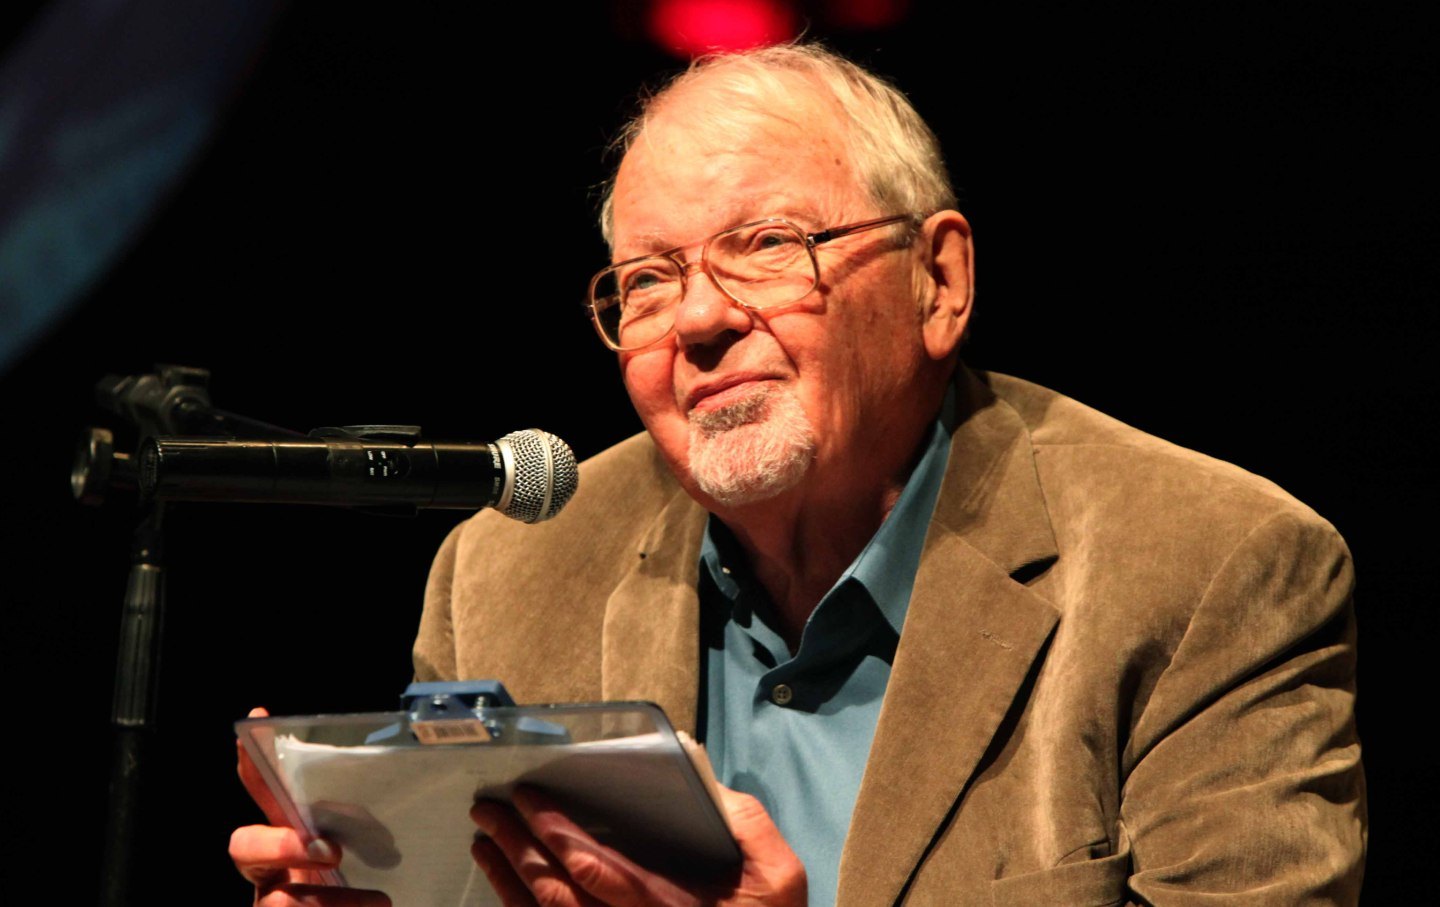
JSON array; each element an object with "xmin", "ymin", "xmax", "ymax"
[
  {"xmin": 412, "ymin": 520, "xmax": 463, "ymax": 682},
  {"xmin": 1119, "ymin": 509, "xmax": 1366, "ymax": 904}
]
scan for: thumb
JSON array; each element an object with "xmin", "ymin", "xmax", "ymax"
[{"xmin": 716, "ymin": 787, "xmax": 789, "ymax": 857}]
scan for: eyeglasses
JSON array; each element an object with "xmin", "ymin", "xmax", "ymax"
[{"xmin": 586, "ymin": 213, "xmax": 915, "ymax": 351}]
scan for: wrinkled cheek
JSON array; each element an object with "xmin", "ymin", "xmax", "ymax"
[
  {"xmin": 619, "ymin": 349, "xmax": 674, "ymax": 412},
  {"xmin": 620, "ymin": 350, "xmax": 691, "ymax": 461},
  {"xmin": 808, "ymin": 361, "xmax": 894, "ymax": 461},
  {"xmin": 793, "ymin": 379, "xmax": 851, "ymax": 463}
]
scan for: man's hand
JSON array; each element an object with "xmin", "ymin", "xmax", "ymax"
[
  {"xmin": 470, "ymin": 786, "xmax": 807, "ymax": 907},
  {"xmin": 229, "ymin": 707, "xmax": 392, "ymax": 907}
]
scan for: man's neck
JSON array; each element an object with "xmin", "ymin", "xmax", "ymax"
[{"xmin": 713, "ymin": 422, "xmax": 930, "ymax": 650}]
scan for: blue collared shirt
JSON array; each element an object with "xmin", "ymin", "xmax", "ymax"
[{"xmin": 698, "ymin": 409, "xmax": 953, "ymax": 907}]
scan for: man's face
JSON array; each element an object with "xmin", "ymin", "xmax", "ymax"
[{"xmin": 609, "ymin": 106, "xmax": 936, "ymax": 513}]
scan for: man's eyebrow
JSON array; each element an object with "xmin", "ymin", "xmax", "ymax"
[
  {"xmin": 730, "ymin": 200, "xmax": 831, "ymax": 229},
  {"xmin": 624, "ymin": 203, "xmax": 833, "ymax": 256},
  {"xmin": 630, "ymin": 229, "xmax": 681, "ymax": 253}
]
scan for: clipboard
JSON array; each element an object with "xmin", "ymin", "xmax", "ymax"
[{"xmin": 236, "ymin": 682, "xmax": 740, "ymax": 906}]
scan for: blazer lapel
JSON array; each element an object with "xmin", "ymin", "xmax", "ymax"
[
  {"xmin": 594, "ymin": 369, "xmax": 1061, "ymax": 902},
  {"xmin": 838, "ymin": 370, "xmax": 1061, "ymax": 905},
  {"xmin": 600, "ymin": 482, "xmax": 709, "ymax": 735}
]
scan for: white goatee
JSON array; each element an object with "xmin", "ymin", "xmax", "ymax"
[{"xmin": 687, "ymin": 384, "xmax": 815, "ymax": 506}]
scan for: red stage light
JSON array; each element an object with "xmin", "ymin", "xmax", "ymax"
[
  {"xmin": 827, "ymin": 0, "xmax": 909, "ymax": 30},
  {"xmin": 648, "ymin": 0, "xmax": 799, "ymax": 58}
]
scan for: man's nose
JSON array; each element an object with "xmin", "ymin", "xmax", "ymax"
[{"xmin": 672, "ymin": 262, "xmax": 752, "ymax": 347}]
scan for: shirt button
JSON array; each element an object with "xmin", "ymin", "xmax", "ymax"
[{"xmin": 770, "ymin": 683, "xmax": 793, "ymax": 706}]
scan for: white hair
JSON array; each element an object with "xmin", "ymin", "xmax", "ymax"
[{"xmin": 599, "ymin": 43, "xmax": 956, "ymax": 248}]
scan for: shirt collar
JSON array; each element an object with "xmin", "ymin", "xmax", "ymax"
[
  {"xmin": 843, "ymin": 399, "xmax": 954, "ymax": 633},
  {"xmin": 699, "ymin": 386, "xmax": 956, "ymax": 635}
]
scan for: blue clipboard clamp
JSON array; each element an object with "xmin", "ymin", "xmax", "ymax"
[{"xmin": 364, "ymin": 680, "xmax": 570, "ymax": 746}]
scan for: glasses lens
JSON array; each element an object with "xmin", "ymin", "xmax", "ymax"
[
  {"xmin": 592, "ymin": 257, "xmax": 683, "ymax": 350},
  {"xmin": 588, "ymin": 221, "xmax": 818, "ymax": 351},
  {"xmin": 709, "ymin": 222, "xmax": 816, "ymax": 309}
]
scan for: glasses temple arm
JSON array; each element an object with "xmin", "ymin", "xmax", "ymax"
[{"xmin": 808, "ymin": 213, "xmax": 916, "ymax": 246}]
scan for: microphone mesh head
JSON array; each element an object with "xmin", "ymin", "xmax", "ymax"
[{"xmin": 499, "ymin": 429, "xmax": 578, "ymax": 523}]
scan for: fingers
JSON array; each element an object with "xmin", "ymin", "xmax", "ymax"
[
  {"xmin": 471, "ymin": 835, "xmax": 538, "ymax": 907},
  {"xmin": 472, "ymin": 788, "xmax": 802, "ymax": 906},
  {"xmin": 471, "ymin": 799, "xmax": 605, "ymax": 907},
  {"xmin": 253, "ymin": 883, "xmax": 391, "ymax": 907},
  {"xmin": 230, "ymin": 824, "xmax": 341, "ymax": 887},
  {"xmin": 718, "ymin": 787, "xmax": 792, "ymax": 855},
  {"xmin": 233, "ymin": 708, "xmax": 391, "ymax": 907},
  {"xmin": 512, "ymin": 789, "xmax": 700, "ymax": 907},
  {"xmin": 713, "ymin": 787, "xmax": 807, "ymax": 905},
  {"xmin": 233, "ymin": 825, "xmax": 391, "ymax": 907}
]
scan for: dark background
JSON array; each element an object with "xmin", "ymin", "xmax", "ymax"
[{"xmin": 1, "ymin": 2, "xmax": 1432, "ymax": 901}]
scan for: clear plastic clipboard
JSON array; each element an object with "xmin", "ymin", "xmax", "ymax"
[{"xmin": 236, "ymin": 698, "xmax": 739, "ymax": 907}]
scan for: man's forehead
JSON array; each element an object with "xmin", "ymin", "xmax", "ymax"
[{"xmin": 611, "ymin": 121, "xmax": 862, "ymax": 254}]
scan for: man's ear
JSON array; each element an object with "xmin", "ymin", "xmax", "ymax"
[{"xmin": 917, "ymin": 210, "xmax": 974, "ymax": 361}]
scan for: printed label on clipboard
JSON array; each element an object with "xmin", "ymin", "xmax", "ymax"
[{"xmin": 411, "ymin": 717, "xmax": 493, "ymax": 745}]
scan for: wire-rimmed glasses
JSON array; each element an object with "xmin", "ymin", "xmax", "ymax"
[{"xmin": 586, "ymin": 213, "xmax": 915, "ymax": 351}]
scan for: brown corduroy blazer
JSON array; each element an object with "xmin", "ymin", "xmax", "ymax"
[{"xmin": 414, "ymin": 367, "xmax": 1365, "ymax": 905}]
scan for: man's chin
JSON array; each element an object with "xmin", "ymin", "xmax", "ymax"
[{"xmin": 686, "ymin": 389, "xmax": 816, "ymax": 508}]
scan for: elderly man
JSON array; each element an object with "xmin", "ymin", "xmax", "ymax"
[{"xmin": 232, "ymin": 44, "xmax": 1364, "ymax": 906}]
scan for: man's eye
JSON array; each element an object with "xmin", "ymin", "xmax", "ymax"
[
  {"xmin": 621, "ymin": 267, "xmax": 676, "ymax": 317},
  {"xmin": 751, "ymin": 229, "xmax": 800, "ymax": 251},
  {"xmin": 624, "ymin": 268, "xmax": 670, "ymax": 293}
]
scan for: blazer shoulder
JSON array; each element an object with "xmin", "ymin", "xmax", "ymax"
[
  {"xmin": 979, "ymin": 369, "xmax": 1342, "ymax": 540},
  {"xmin": 421, "ymin": 432, "xmax": 689, "ymax": 695}
]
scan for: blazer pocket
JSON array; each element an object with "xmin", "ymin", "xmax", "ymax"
[{"xmin": 988, "ymin": 851, "xmax": 1131, "ymax": 907}]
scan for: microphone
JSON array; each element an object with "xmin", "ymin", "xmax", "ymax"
[{"xmin": 137, "ymin": 428, "xmax": 578, "ymax": 522}]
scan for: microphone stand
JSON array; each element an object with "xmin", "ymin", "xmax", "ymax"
[
  {"xmin": 100, "ymin": 503, "xmax": 164, "ymax": 907},
  {"xmin": 78, "ymin": 367, "xmax": 566, "ymax": 902},
  {"xmin": 77, "ymin": 365, "xmax": 301, "ymax": 907}
]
